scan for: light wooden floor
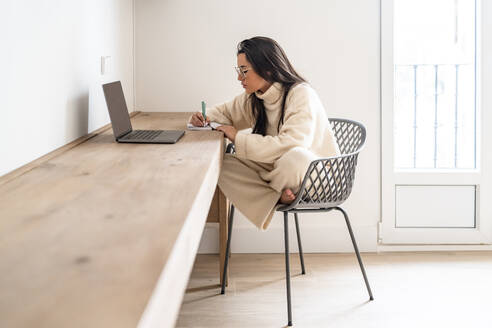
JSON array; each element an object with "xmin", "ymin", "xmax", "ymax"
[{"xmin": 176, "ymin": 252, "xmax": 492, "ymax": 328}]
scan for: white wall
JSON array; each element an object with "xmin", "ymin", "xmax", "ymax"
[
  {"xmin": 0, "ymin": 0, "xmax": 134, "ymax": 176},
  {"xmin": 135, "ymin": 0, "xmax": 381, "ymax": 252}
]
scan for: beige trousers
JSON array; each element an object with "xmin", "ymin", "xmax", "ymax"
[{"xmin": 218, "ymin": 147, "xmax": 318, "ymax": 230}]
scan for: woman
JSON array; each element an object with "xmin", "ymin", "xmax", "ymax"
[{"xmin": 190, "ymin": 36, "xmax": 339, "ymax": 230}]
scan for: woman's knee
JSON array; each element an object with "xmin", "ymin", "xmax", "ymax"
[{"xmin": 275, "ymin": 147, "xmax": 317, "ymax": 172}]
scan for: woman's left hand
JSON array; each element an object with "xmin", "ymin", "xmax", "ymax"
[{"xmin": 215, "ymin": 125, "xmax": 237, "ymax": 142}]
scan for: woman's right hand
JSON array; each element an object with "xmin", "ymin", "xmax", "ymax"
[{"xmin": 190, "ymin": 112, "xmax": 211, "ymax": 127}]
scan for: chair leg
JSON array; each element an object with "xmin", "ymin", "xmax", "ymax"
[
  {"xmin": 335, "ymin": 207, "xmax": 374, "ymax": 301},
  {"xmin": 283, "ymin": 212, "xmax": 293, "ymax": 327},
  {"xmin": 294, "ymin": 213, "xmax": 306, "ymax": 275},
  {"xmin": 221, "ymin": 204, "xmax": 235, "ymax": 294}
]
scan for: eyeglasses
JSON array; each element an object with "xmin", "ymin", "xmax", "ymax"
[{"xmin": 234, "ymin": 66, "xmax": 251, "ymax": 78}]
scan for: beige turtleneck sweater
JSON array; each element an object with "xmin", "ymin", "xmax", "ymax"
[{"xmin": 206, "ymin": 82, "xmax": 340, "ymax": 164}]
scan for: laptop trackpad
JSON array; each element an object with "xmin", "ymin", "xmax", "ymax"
[{"xmin": 155, "ymin": 130, "xmax": 185, "ymax": 143}]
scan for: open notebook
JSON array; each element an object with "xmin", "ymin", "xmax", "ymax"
[{"xmin": 186, "ymin": 122, "xmax": 222, "ymax": 131}]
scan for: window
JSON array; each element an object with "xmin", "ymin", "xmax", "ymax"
[{"xmin": 393, "ymin": 0, "xmax": 477, "ymax": 169}]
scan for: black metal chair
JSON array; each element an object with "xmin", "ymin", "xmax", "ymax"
[{"xmin": 220, "ymin": 118, "xmax": 373, "ymax": 327}]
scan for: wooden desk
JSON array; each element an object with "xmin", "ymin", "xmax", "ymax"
[{"xmin": 0, "ymin": 112, "xmax": 225, "ymax": 328}]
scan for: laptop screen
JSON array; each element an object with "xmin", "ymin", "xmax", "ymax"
[{"xmin": 102, "ymin": 81, "xmax": 132, "ymax": 139}]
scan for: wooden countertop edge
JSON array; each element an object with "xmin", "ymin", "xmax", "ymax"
[
  {"xmin": 137, "ymin": 132, "xmax": 224, "ymax": 328},
  {"xmin": 0, "ymin": 111, "xmax": 141, "ymax": 186}
]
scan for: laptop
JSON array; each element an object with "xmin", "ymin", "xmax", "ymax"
[{"xmin": 102, "ymin": 81, "xmax": 184, "ymax": 144}]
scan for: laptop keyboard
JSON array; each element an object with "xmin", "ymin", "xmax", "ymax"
[{"xmin": 124, "ymin": 130, "xmax": 162, "ymax": 140}]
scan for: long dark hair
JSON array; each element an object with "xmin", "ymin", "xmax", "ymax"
[{"xmin": 237, "ymin": 37, "xmax": 306, "ymax": 136}]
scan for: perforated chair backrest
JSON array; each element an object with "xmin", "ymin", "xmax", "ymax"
[
  {"xmin": 330, "ymin": 118, "xmax": 366, "ymax": 155},
  {"xmin": 278, "ymin": 118, "xmax": 366, "ymax": 211}
]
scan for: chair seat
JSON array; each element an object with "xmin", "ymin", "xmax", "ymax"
[{"xmin": 277, "ymin": 201, "xmax": 345, "ymax": 212}]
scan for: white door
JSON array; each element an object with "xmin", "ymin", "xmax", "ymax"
[{"xmin": 381, "ymin": 0, "xmax": 492, "ymax": 244}]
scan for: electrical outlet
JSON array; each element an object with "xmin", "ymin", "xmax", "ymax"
[{"xmin": 101, "ymin": 56, "xmax": 111, "ymax": 75}]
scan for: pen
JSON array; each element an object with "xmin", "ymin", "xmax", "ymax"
[{"xmin": 201, "ymin": 101, "xmax": 207, "ymax": 125}]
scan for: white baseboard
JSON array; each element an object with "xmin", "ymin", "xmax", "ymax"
[
  {"xmin": 197, "ymin": 224, "xmax": 492, "ymax": 254},
  {"xmin": 197, "ymin": 223, "xmax": 378, "ymax": 254},
  {"xmin": 377, "ymin": 244, "xmax": 492, "ymax": 252}
]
